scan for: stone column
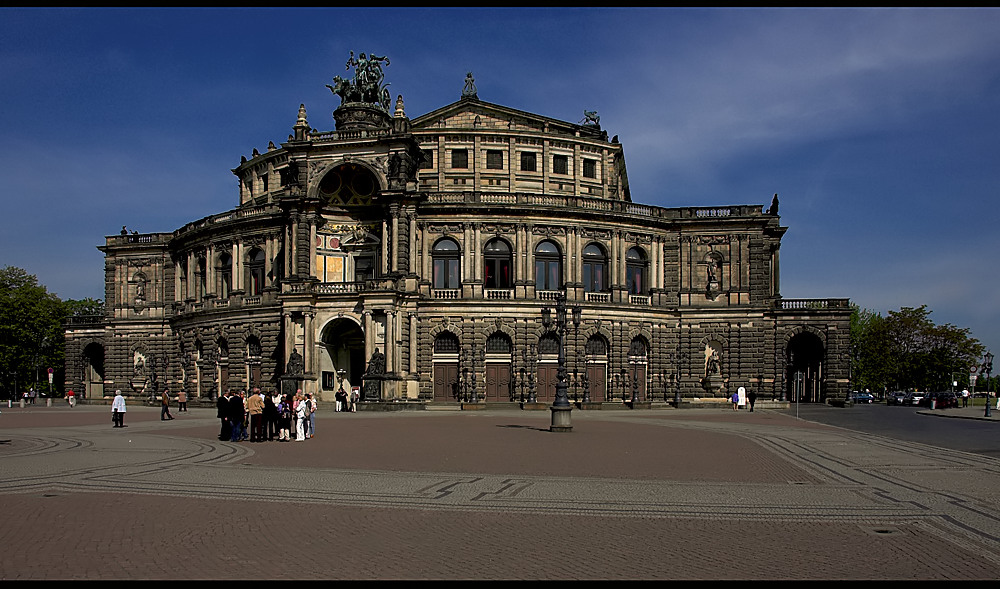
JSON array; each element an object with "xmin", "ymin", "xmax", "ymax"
[{"xmin": 385, "ymin": 310, "xmax": 395, "ymax": 374}]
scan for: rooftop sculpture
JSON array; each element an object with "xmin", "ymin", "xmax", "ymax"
[{"xmin": 326, "ymin": 51, "xmax": 392, "ymax": 112}]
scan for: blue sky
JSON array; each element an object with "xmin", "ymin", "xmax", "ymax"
[{"xmin": 3, "ymin": 7, "xmax": 999, "ymax": 357}]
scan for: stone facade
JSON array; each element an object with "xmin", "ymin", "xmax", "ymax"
[{"xmin": 64, "ymin": 72, "xmax": 851, "ymax": 405}]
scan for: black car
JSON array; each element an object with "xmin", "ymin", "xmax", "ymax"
[{"xmin": 888, "ymin": 391, "xmax": 907, "ymax": 405}]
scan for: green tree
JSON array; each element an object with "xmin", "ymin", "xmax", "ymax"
[
  {"xmin": 0, "ymin": 266, "xmax": 69, "ymax": 398},
  {"xmin": 63, "ymin": 297, "xmax": 105, "ymax": 318},
  {"xmin": 851, "ymin": 304, "xmax": 983, "ymax": 393}
]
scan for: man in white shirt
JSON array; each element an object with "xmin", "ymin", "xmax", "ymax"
[{"xmin": 112, "ymin": 390, "xmax": 127, "ymax": 428}]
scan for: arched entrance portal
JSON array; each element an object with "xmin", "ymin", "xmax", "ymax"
[
  {"xmin": 787, "ymin": 332, "xmax": 825, "ymax": 403},
  {"xmin": 319, "ymin": 318, "xmax": 365, "ymax": 399},
  {"xmin": 82, "ymin": 342, "xmax": 105, "ymax": 399}
]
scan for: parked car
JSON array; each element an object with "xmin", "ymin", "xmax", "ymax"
[
  {"xmin": 852, "ymin": 391, "xmax": 875, "ymax": 404},
  {"xmin": 920, "ymin": 391, "xmax": 958, "ymax": 409},
  {"xmin": 904, "ymin": 392, "xmax": 927, "ymax": 406},
  {"xmin": 888, "ymin": 391, "xmax": 907, "ymax": 405}
]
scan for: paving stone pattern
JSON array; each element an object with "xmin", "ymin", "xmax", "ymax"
[{"xmin": 1, "ymin": 404, "xmax": 998, "ymax": 580}]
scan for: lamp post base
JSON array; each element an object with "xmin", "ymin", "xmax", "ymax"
[{"xmin": 549, "ymin": 404, "xmax": 573, "ymax": 432}]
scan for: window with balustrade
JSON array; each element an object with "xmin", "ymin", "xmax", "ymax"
[
  {"xmin": 246, "ymin": 249, "xmax": 263, "ymax": 295},
  {"xmin": 582, "ymin": 243, "xmax": 608, "ymax": 293},
  {"xmin": 432, "ymin": 238, "xmax": 461, "ymax": 290},
  {"xmin": 534, "ymin": 240, "xmax": 562, "ymax": 292},
  {"xmin": 484, "ymin": 238, "xmax": 512, "ymax": 289},
  {"xmin": 626, "ymin": 246, "xmax": 648, "ymax": 295}
]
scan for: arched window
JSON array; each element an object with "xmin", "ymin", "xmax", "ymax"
[
  {"xmin": 484, "ymin": 238, "xmax": 512, "ymax": 289},
  {"xmin": 486, "ymin": 332, "xmax": 512, "ymax": 354},
  {"xmin": 434, "ymin": 332, "xmax": 460, "ymax": 354},
  {"xmin": 582, "ymin": 243, "xmax": 607, "ymax": 292},
  {"xmin": 432, "ymin": 238, "xmax": 461, "ymax": 289},
  {"xmin": 585, "ymin": 335, "xmax": 608, "ymax": 356},
  {"xmin": 248, "ymin": 248, "xmax": 266, "ymax": 295},
  {"xmin": 534, "ymin": 240, "xmax": 562, "ymax": 291},
  {"xmin": 538, "ymin": 333, "xmax": 560, "ymax": 355},
  {"xmin": 218, "ymin": 253, "xmax": 232, "ymax": 299},
  {"xmin": 196, "ymin": 257, "xmax": 207, "ymax": 300},
  {"xmin": 626, "ymin": 247, "xmax": 648, "ymax": 295},
  {"xmin": 629, "ymin": 337, "xmax": 648, "ymax": 358}
]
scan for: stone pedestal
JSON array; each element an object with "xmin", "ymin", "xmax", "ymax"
[
  {"xmin": 701, "ymin": 375, "xmax": 724, "ymax": 396},
  {"xmin": 549, "ymin": 404, "xmax": 573, "ymax": 432}
]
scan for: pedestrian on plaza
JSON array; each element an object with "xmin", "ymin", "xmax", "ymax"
[
  {"xmin": 217, "ymin": 391, "xmax": 231, "ymax": 441},
  {"xmin": 278, "ymin": 396, "xmax": 292, "ymax": 441},
  {"xmin": 264, "ymin": 390, "xmax": 279, "ymax": 441},
  {"xmin": 335, "ymin": 387, "xmax": 345, "ymax": 412},
  {"xmin": 230, "ymin": 391, "xmax": 247, "ymax": 442},
  {"xmin": 291, "ymin": 390, "xmax": 303, "ymax": 439},
  {"xmin": 307, "ymin": 393, "xmax": 316, "ymax": 438},
  {"xmin": 730, "ymin": 390, "xmax": 739, "ymax": 411},
  {"xmin": 160, "ymin": 389, "xmax": 175, "ymax": 421},
  {"xmin": 29, "ymin": 387, "xmax": 37, "ymax": 405},
  {"xmin": 351, "ymin": 387, "xmax": 358, "ymax": 412},
  {"xmin": 177, "ymin": 389, "xmax": 188, "ymax": 412},
  {"xmin": 295, "ymin": 392, "xmax": 308, "ymax": 441},
  {"xmin": 66, "ymin": 389, "xmax": 76, "ymax": 408},
  {"xmin": 748, "ymin": 388, "xmax": 757, "ymax": 412},
  {"xmin": 247, "ymin": 388, "xmax": 265, "ymax": 442},
  {"xmin": 112, "ymin": 390, "xmax": 127, "ymax": 428}
]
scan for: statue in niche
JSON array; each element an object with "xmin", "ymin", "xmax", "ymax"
[
  {"xmin": 706, "ymin": 349, "xmax": 721, "ymax": 376},
  {"xmin": 286, "ymin": 348, "xmax": 304, "ymax": 376},
  {"xmin": 705, "ymin": 254, "xmax": 722, "ymax": 298},
  {"xmin": 365, "ymin": 348, "xmax": 386, "ymax": 376}
]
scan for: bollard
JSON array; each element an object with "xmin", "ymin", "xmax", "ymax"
[
  {"xmin": 47, "ymin": 398, "xmax": 52, "ymax": 407},
  {"xmin": 20, "ymin": 399, "xmax": 25, "ymax": 408}
]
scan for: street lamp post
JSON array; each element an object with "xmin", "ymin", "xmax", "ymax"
[
  {"xmin": 984, "ymin": 351, "xmax": 993, "ymax": 418},
  {"xmin": 541, "ymin": 293, "xmax": 580, "ymax": 432}
]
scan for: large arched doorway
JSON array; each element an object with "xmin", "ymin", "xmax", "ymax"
[
  {"xmin": 787, "ymin": 332, "xmax": 825, "ymax": 403},
  {"xmin": 320, "ymin": 318, "xmax": 365, "ymax": 398},
  {"xmin": 82, "ymin": 342, "xmax": 105, "ymax": 399},
  {"xmin": 585, "ymin": 334, "xmax": 609, "ymax": 402},
  {"xmin": 432, "ymin": 332, "xmax": 460, "ymax": 402},
  {"xmin": 484, "ymin": 332, "xmax": 513, "ymax": 402}
]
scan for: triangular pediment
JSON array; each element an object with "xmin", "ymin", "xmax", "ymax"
[{"xmin": 411, "ymin": 97, "xmax": 598, "ymax": 140}]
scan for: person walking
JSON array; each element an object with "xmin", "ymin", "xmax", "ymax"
[
  {"xmin": 306, "ymin": 393, "xmax": 316, "ymax": 439},
  {"xmin": 217, "ymin": 391, "xmax": 231, "ymax": 441},
  {"xmin": 247, "ymin": 388, "xmax": 265, "ymax": 442},
  {"xmin": 264, "ymin": 390, "xmax": 279, "ymax": 441},
  {"xmin": 177, "ymin": 389, "xmax": 188, "ymax": 412},
  {"xmin": 160, "ymin": 389, "xmax": 175, "ymax": 421},
  {"xmin": 66, "ymin": 389, "xmax": 76, "ymax": 408},
  {"xmin": 295, "ymin": 392, "xmax": 308, "ymax": 441},
  {"xmin": 112, "ymin": 390, "xmax": 127, "ymax": 428},
  {"xmin": 278, "ymin": 396, "xmax": 292, "ymax": 441},
  {"xmin": 730, "ymin": 390, "xmax": 739, "ymax": 411},
  {"xmin": 230, "ymin": 391, "xmax": 246, "ymax": 442},
  {"xmin": 748, "ymin": 388, "xmax": 757, "ymax": 412}
]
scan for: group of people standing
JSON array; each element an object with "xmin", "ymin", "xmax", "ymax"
[{"xmin": 216, "ymin": 388, "xmax": 317, "ymax": 443}]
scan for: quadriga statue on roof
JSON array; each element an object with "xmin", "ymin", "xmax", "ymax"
[{"xmin": 328, "ymin": 51, "xmax": 391, "ymax": 112}]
